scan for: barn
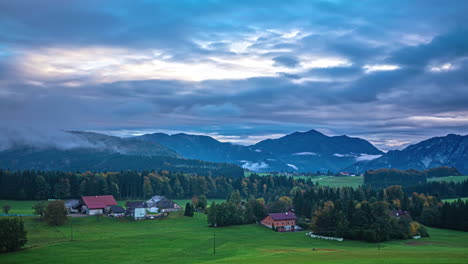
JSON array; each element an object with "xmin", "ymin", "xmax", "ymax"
[
  {"xmin": 261, "ymin": 212, "xmax": 297, "ymax": 232},
  {"xmin": 146, "ymin": 195, "xmax": 182, "ymax": 213},
  {"xmin": 81, "ymin": 195, "xmax": 117, "ymax": 215}
]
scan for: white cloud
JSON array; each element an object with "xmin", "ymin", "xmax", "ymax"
[
  {"xmin": 363, "ymin": 64, "xmax": 400, "ymax": 73},
  {"xmin": 355, "ymin": 154, "xmax": 382, "ymax": 162},
  {"xmin": 333, "ymin": 153, "xmax": 355, "ymax": 157},
  {"xmin": 292, "ymin": 152, "xmax": 318, "ymax": 156},
  {"xmin": 287, "ymin": 163, "xmax": 298, "ymax": 170},
  {"xmin": 242, "ymin": 161, "xmax": 269, "ymax": 171},
  {"xmin": 18, "ymin": 46, "xmax": 352, "ymax": 83},
  {"xmin": 429, "ymin": 63, "xmax": 456, "ymax": 72}
]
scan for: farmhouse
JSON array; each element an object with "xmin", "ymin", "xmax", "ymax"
[
  {"xmin": 146, "ymin": 195, "xmax": 182, "ymax": 213},
  {"xmin": 126, "ymin": 201, "xmax": 147, "ymax": 220},
  {"xmin": 81, "ymin": 195, "xmax": 117, "ymax": 215},
  {"xmin": 261, "ymin": 211, "xmax": 297, "ymax": 232}
]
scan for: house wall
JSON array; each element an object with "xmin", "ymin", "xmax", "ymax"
[
  {"xmin": 261, "ymin": 216, "xmax": 296, "ymax": 232},
  {"xmin": 147, "ymin": 207, "xmax": 159, "ymax": 213},
  {"xmin": 134, "ymin": 208, "xmax": 146, "ymax": 219},
  {"xmin": 88, "ymin": 209, "xmax": 103, "ymax": 215}
]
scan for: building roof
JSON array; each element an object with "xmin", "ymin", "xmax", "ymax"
[
  {"xmin": 146, "ymin": 195, "xmax": 166, "ymax": 207},
  {"xmin": 268, "ymin": 212, "xmax": 297, "ymax": 221},
  {"xmin": 82, "ymin": 195, "xmax": 117, "ymax": 209},
  {"xmin": 109, "ymin": 205, "xmax": 126, "ymax": 214},
  {"xmin": 65, "ymin": 199, "xmax": 81, "ymax": 208},
  {"xmin": 126, "ymin": 201, "xmax": 147, "ymax": 208}
]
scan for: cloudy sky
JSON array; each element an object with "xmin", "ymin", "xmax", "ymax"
[{"xmin": 1, "ymin": 0, "xmax": 467, "ymax": 151}]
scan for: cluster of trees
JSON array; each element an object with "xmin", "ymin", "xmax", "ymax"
[
  {"xmin": 423, "ymin": 167, "xmax": 461, "ymax": 178},
  {"xmin": 405, "ymin": 180, "xmax": 468, "ymax": 199},
  {"xmin": 364, "ymin": 168, "xmax": 427, "ymax": 188},
  {"xmin": 364, "ymin": 167, "xmax": 462, "ymax": 188},
  {"xmin": 293, "ymin": 185, "xmax": 429, "ymax": 242},
  {"xmin": 207, "ymin": 191, "xmax": 267, "ymax": 227},
  {"xmin": 407, "ymin": 193, "xmax": 468, "ymax": 232},
  {"xmin": 311, "ymin": 200, "xmax": 428, "ymax": 242},
  {"xmin": 0, "ymin": 217, "xmax": 27, "ymax": 252},
  {"xmin": 0, "ymin": 170, "xmax": 316, "ymax": 201}
]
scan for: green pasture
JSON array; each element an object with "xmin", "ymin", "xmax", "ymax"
[
  {"xmin": 428, "ymin": 175, "xmax": 468, "ymax": 183},
  {"xmin": 442, "ymin": 197, "xmax": 468, "ymax": 203},
  {"xmin": 1, "ymin": 210, "xmax": 467, "ymax": 264}
]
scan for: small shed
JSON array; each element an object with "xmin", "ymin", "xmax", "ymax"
[{"xmin": 109, "ymin": 205, "xmax": 126, "ymax": 217}]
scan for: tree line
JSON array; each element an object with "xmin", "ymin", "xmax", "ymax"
[
  {"xmin": 404, "ymin": 180, "xmax": 468, "ymax": 199},
  {"xmin": 364, "ymin": 167, "xmax": 462, "ymax": 188},
  {"xmin": 0, "ymin": 169, "xmax": 316, "ymax": 201}
]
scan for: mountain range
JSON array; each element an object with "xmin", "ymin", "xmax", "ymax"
[
  {"xmin": 0, "ymin": 129, "xmax": 466, "ymax": 174},
  {"xmin": 347, "ymin": 134, "xmax": 468, "ymax": 174},
  {"xmin": 0, "ymin": 131, "xmax": 243, "ymax": 177},
  {"xmin": 133, "ymin": 129, "xmax": 384, "ymax": 173}
]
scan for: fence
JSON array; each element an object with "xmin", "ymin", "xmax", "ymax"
[{"xmin": 306, "ymin": 232, "xmax": 344, "ymax": 242}]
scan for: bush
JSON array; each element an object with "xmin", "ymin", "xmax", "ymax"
[
  {"xmin": 3, "ymin": 204, "xmax": 11, "ymax": 214},
  {"xmin": 0, "ymin": 217, "xmax": 27, "ymax": 252},
  {"xmin": 44, "ymin": 201, "xmax": 68, "ymax": 226}
]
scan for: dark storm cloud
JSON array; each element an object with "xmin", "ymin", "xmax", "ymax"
[{"xmin": 0, "ymin": 0, "xmax": 467, "ymax": 150}]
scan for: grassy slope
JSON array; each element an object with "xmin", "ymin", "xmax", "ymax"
[{"xmin": 0, "ymin": 213, "xmax": 467, "ymax": 264}]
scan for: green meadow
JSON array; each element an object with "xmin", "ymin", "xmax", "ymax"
[
  {"xmin": 428, "ymin": 175, "xmax": 468, "ymax": 183},
  {"xmin": 1, "ymin": 211, "xmax": 467, "ymax": 264},
  {"xmin": 442, "ymin": 197, "xmax": 468, "ymax": 203}
]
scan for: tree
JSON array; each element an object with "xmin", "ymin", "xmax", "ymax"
[
  {"xmin": 142, "ymin": 176, "xmax": 153, "ymax": 199},
  {"xmin": 227, "ymin": 190, "xmax": 241, "ymax": 205},
  {"xmin": 3, "ymin": 204, "xmax": 11, "ymax": 214},
  {"xmin": 54, "ymin": 178, "xmax": 71, "ymax": 199},
  {"xmin": 32, "ymin": 201, "xmax": 47, "ymax": 220},
  {"xmin": 0, "ymin": 217, "xmax": 27, "ymax": 252},
  {"xmin": 184, "ymin": 203, "xmax": 194, "ymax": 217},
  {"xmin": 198, "ymin": 195, "xmax": 208, "ymax": 211},
  {"xmin": 44, "ymin": 201, "xmax": 68, "ymax": 226},
  {"xmin": 35, "ymin": 175, "xmax": 50, "ymax": 199}
]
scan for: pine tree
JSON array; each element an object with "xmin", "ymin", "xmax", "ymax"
[{"xmin": 54, "ymin": 178, "xmax": 71, "ymax": 199}]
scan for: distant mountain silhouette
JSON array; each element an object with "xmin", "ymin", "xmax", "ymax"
[{"xmin": 348, "ymin": 134, "xmax": 468, "ymax": 174}]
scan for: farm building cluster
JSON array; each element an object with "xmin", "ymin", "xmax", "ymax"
[{"xmin": 65, "ymin": 195, "xmax": 182, "ymax": 220}]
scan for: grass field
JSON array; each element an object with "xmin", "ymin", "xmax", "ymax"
[
  {"xmin": 442, "ymin": 197, "xmax": 468, "ymax": 203},
  {"xmin": 428, "ymin": 176, "xmax": 468, "ymax": 183},
  {"xmin": 300, "ymin": 175, "xmax": 364, "ymax": 188},
  {"xmin": 1, "ymin": 210, "xmax": 467, "ymax": 264}
]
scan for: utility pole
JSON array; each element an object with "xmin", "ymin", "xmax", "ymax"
[
  {"xmin": 377, "ymin": 225, "xmax": 380, "ymax": 250},
  {"xmin": 213, "ymin": 223, "xmax": 217, "ymax": 255}
]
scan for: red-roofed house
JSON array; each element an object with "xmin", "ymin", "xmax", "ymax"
[
  {"xmin": 261, "ymin": 212, "xmax": 297, "ymax": 232},
  {"xmin": 81, "ymin": 195, "xmax": 117, "ymax": 215}
]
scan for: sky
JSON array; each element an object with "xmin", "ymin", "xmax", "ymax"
[{"xmin": 0, "ymin": 0, "xmax": 467, "ymax": 151}]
